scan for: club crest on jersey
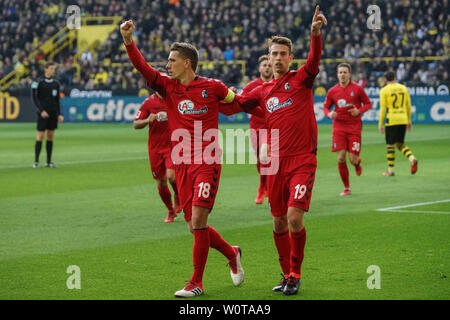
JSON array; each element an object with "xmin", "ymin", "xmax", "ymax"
[
  {"xmin": 266, "ymin": 97, "xmax": 293, "ymax": 113},
  {"xmin": 351, "ymin": 91, "xmax": 354, "ymax": 97},
  {"xmin": 177, "ymin": 99, "xmax": 208, "ymax": 115},
  {"xmin": 202, "ymin": 90, "xmax": 208, "ymax": 98},
  {"xmin": 284, "ymin": 82, "xmax": 290, "ymax": 91}
]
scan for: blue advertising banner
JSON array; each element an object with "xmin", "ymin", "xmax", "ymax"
[
  {"xmin": 312, "ymin": 95, "xmax": 450, "ymax": 124},
  {"xmin": 60, "ymin": 97, "xmax": 144, "ymax": 123},
  {"xmin": 60, "ymin": 95, "xmax": 450, "ymax": 124}
]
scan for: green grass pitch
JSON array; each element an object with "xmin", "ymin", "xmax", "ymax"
[{"xmin": 0, "ymin": 123, "xmax": 449, "ymax": 300}]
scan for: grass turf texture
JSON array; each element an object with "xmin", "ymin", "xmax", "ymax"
[{"xmin": 0, "ymin": 123, "xmax": 449, "ymax": 300}]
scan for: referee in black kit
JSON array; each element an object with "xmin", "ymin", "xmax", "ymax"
[{"xmin": 32, "ymin": 61, "xmax": 64, "ymax": 168}]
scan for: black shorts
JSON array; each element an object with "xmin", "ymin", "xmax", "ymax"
[
  {"xmin": 385, "ymin": 125, "xmax": 406, "ymax": 145},
  {"xmin": 37, "ymin": 113, "xmax": 58, "ymax": 131}
]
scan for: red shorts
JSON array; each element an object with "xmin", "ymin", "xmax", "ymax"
[
  {"xmin": 175, "ymin": 163, "xmax": 221, "ymax": 221},
  {"xmin": 331, "ymin": 127, "xmax": 361, "ymax": 155},
  {"xmin": 148, "ymin": 148, "xmax": 174, "ymax": 180},
  {"xmin": 267, "ymin": 153, "xmax": 317, "ymax": 216}
]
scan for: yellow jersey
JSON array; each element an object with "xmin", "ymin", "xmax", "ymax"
[{"xmin": 379, "ymin": 83, "xmax": 411, "ymax": 127}]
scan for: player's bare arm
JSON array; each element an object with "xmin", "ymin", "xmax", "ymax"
[{"xmin": 134, "ymin": 114, "xmax": 156, "ymax": 129}]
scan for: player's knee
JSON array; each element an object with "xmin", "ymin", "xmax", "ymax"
[
  {"xmin": 46, "ymin": 131, "xmax": 54, "ymax": 141},
  {"xmin": 36, "ymin": 131, "xmax": 45, "ymax": 141},
  {"xmin": 273, "ymin": 216, "xmax": 288, "ymax": 233},
  {"xmin": 166, "ymin": 170, "xmax": 175, "ymax": 183},
  {"xmin": 156, "ymin": 179, "xmax": 166, "ymax": 188},
  {"xmin": 287, "ymin": 208, "xmax": 304, "ymax": 232},
  {"xmin": 336, "ymin": 150, "xmax": 346, "ymax": 163},
  {"xmin": 349, "ymin": 155, "xmax": 359, "ymax": 166}
]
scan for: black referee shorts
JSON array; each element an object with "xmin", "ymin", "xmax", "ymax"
[
  {"xmin": 385, "ymin": 125, "xmax": 406, "ymax": 145},
  {"xmin": 37, "ymin": 113, "xmax": 58, "ymax": 131}
]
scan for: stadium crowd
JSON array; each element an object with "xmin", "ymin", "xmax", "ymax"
[{"xmin": 1, "ymin": 0, "xmax": 449, "ymax": 94}]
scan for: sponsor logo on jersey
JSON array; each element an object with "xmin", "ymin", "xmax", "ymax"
[
  {"xmin": 266, "ymin": 97, "xmax": 293, "ymax": 113},
  {"xmin": 177, "ymin": 99, "xmax": 208, "ymax": 115},
  {"xmin": 337, "ymin": 99, "xmax": 353, "ymax": 108}
]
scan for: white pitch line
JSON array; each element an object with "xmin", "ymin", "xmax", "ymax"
[
  {"xmin": 381, "ymin": 209, "xmax": 450, "ymax": 215},
  {"xmin": 376, "ymin": 199, "xmax": 450, "ymax": 215},
  {"xmin": 0, "ymin": 156, "xmax": 148, "ymax": 170}
]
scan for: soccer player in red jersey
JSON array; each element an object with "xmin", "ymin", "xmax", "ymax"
[
  {"xmin": 242, "ymin": 55, "xmax": 273, "ymax": 204},
  {"xmin": 133, "ymin": 71, "xmax": 181, "ymax": 223},
  {"xmin": 234, "ymin": 6, "xmax": 327, "ymax": 295},
  {"xmin": 121, "ymin": 20, "xmax": 244, "ymax": 298},
  {"xmin": 323, "ymin": 63, "xmax": 372, "ymax": 196}
]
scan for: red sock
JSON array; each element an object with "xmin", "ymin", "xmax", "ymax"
[
  {"xmin": 209, "ymin": 226, "xmax": 235, "ymax": 260},
  {"xmin": 158, "ymin": 185, "xmax": 173, "ymax": 211},
  {"xmin": 290, "ymin": 228, "xmax": 306, "ymax": 278},
  {"xmin": 273, "ymin": 230, "xmax": 291, "ymax": 275},
  {"xmin": 338, "ymin": 162, "xmax": 350, "ymax": 189},
  {"xmin": 191, "ymin": 228, "xmax": 210, "ymax": 285}
]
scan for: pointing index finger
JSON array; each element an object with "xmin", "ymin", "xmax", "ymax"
[{"xmin": 313, "ymin": 5, "xmax": 320, "ymax": 20}]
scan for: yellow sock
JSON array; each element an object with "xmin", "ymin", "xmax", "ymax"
[
  {"xmin": 387, "ymin": 146, "xmax": 395, "ymax": 172},
  {"xmin": 401, "ymin": 146, "xmax": 416, "ymax": 163}
]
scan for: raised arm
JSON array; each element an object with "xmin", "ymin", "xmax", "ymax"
[
  {"xmin": 304, "ymin": 6, "xmax": 327, "ymax": 75},
  {"xmin": 121, "ymin": 20, "xmax": 167, "ymax": 94}
]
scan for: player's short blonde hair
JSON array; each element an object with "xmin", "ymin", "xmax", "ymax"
[
  {"xmin": 337, "ymin": 63, "xmax": 352, "ymax": 73},
  {"xmin": 258, "ymin": 55, "xmax": 269, "ymax": 64},
  {"xmin": 267, "ymin": 36, "xmax": 293, "ymax": 54}
]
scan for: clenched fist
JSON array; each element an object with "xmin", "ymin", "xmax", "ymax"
[{"xmin": 120, "ymin": 20, "xmax": 135, "ymax": 45}]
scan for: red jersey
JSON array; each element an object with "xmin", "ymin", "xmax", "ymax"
[
  {"xmin": 135, "ymin": 94, "xmax": 171, "ymax": 152},
  {"xmin": 126, "ymin": 41, "xmax": 230, "ymax": 164},
  {"xmin": 242, "ymin": 78, "xmax": 266, "ymax": 130},
  {"xmin": 323, "ymin": 81, "xmax": 372, "ymax": 131},
  {"xmin": 236, "ymin": 34, "xmax": 322, "ymax": 158}
]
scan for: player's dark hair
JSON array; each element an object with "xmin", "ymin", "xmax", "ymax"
[
  {"xmin": 44, "ymin": 61, "xmax": 56, "ymax": 69},
  {"xmin": 258, "ymin": 55, "xmax": 268, "ymax": 64},
  {"xmin": 385, "ymin": 71, "xmax": 396, "ymax": 81},
  {"xmin": 170, "ymin": 42, "xmax": 199, "ymax": 72},
  {"xmin": 337, "ymin": 63, "xmax": 352, "ymax": 73},
  {"xmin": 268, "ymin": 36, "xmax": 293, "ymax": 54}
]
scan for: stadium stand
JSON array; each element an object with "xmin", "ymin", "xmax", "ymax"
[{"xmin": 0, "ymin": 0, "xmax": 448, "ymax": 95}]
